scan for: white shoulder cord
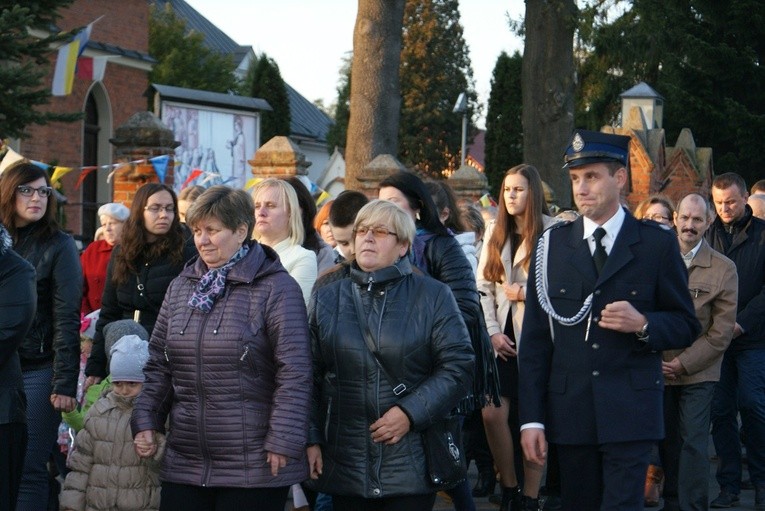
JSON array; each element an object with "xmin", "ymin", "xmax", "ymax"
[{"xmin": 534, "ymin": 229, "xmax": 594, "ymax": 341}]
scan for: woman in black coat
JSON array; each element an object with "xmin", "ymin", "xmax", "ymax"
[
  {"xmin": 0, "ymin": 221, "xmax": 37, "ymax": 511},
  {"xmin": 307, "ymin": 200, "xmax": 474, "ymax": 511},
  {"xmin": 85, "ymin": 183, "xmax": 196, "ymax": 385},
  {"xmin": 0, "ymin": 163, "xmax": 82, "ymax": 510}
]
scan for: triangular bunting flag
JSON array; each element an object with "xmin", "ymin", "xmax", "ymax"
[
  {"xmin": 0, "ymin": 147, "xmax": 25, "ymax": 174},
  {"xmin": 75, "ymin": 166, "xmax": 99, "ymax": 189},
  {"xmin": 182, "ymin": 169, "xmax": 204, "ymax": 189},
  {"xmin": 150, "ymin": 155, "xmax": 170, "ymax": 183},
  {"xmin": 244, "ymin": 177, "xmax": 262, "ymax": 190},
  {"xmin": 50, "ymin": 166, "xmax": 74, "ymax": 185}
]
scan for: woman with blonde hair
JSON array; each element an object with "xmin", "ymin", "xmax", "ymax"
[
  {"xmin": 308, "ymin": 200, "xmax": 474, "ymax": 511},
  {"xmin": 477, "ymin": 164, "xmax": 558, "ymax": 511},
  {"xmin": 252, "ymin": 179, "xmax": 317, "ymax": 303}
]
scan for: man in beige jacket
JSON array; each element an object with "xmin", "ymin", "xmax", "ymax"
[{"xmin": 661, "ymin": 193, "xmax": 738, "ymax": 511}]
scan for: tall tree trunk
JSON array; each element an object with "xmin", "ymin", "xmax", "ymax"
[
  {"xmin": 344, "ymin": 0, "xmax": 406, "ymax": 190},
  {"xmin": 522, "ymin": 0, "xmax": 577, "ymax": 208}
]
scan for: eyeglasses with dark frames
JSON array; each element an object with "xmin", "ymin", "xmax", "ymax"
[
  {"xmin": 16, "ymin": 185, "xmax": 53, "ymax": 198},
  {"xmin": 354, "ymin": 225, "xmax": 398, "ymax": 239},
  {"xmin": 144, "ymin": 204, "xmax": 175, "ymax": 214}
]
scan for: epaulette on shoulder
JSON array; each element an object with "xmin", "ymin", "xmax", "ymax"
[
  {"xmin": 545, "ymin": 220, "xmax": 572, "ymax": 232},
  {"xmin": 639, "ymin": 218, "xmax": 674, "ymax": 232}
]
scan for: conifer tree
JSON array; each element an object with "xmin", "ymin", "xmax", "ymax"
[
  {"xmin": 484, "ymin": 51, "xmax": 523, "ymax": 197},
  {"xmin": 149, "ymin": 4, "xmax": 237, "ymax": 94},
  {"xmin": 398, "ymin": 0, "xmax": 477, "ymax": 178},
  {"xmin": 576, "ymin": 0, "xmax": 765, "ymax": 186},
  {"xmin": 0, "ymin": 1, "xmax": 79, "ymax": 139},
  {"xmin": 326, "ymin": 55, "xmax": 351, "ymax": 154},
  {"xmin": 244, "ymin": 53, "xmax": 291, "ymax": 142}
]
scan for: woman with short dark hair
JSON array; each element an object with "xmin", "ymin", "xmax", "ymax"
[{"xmin": 133, "ymin": 186, "xmax": 312, "ymax": 511}]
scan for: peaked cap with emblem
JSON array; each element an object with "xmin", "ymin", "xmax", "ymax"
[{"xmin": 563, "ymin": 129, "xmax": 631, "ymax": 169}]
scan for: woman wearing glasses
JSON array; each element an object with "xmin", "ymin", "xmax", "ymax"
[
  {"xmin": 378, "ymin": 172, "xmax": 499, "ymax": 511},
  {"xmin": 307, "ymin": 200, "xmax": 474, "ymax": 511},
  {"xmin": 0, "ymin": 162, "xmax": 82, "ymax": 510},
  {"xmin": 85, "ymin": 183, "xmax": 196, "ymax": 386},
  {"xmin": 634, "ymin": 195, "xmax": 675, "ymax": 229}
]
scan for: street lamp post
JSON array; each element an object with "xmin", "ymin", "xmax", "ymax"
[{"xmin": 453, "ymin": 92, "xmax": 468, "ymax": 168}]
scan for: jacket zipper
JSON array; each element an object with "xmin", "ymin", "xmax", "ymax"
[
  {"xmin": 195, "ymin": 312, "xmax": 213, "ymax": 486},
  {"xmin": 324, "ymin": 397, "xmax": 333, "ymax": 441},
  {"xmin": 372, "ymin": 288, "xmax": 388, "ymax": 494}
]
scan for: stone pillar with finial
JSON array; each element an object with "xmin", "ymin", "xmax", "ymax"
[
  {"xmin": 448, "ymin": 163, "xmax": 489, "ymax": 203},
  {"xmin": 355, "ymin": 154, "xmax": 408, "ymax": 199},
  {"xmin": 248, "ymin": 136, "xmax": 311, "ymax": 181},
  {"xmin": 109, "ymin": 111, "xmax": 179, "ymax": 207}
]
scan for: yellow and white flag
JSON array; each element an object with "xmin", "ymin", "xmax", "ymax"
[{"xmin": 51, "ymin": 23, "xmax": 93, "ymax": 96}]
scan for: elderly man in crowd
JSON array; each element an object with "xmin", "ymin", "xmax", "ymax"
[{"xmin": 660, "ymin": 193, "xmax": 738, "ymax": 511}]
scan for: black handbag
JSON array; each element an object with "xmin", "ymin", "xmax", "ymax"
[{"xmin": 351, "ymin": 285, "xmax": 467, "ymax": 489}]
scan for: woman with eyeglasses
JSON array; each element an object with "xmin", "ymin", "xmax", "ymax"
[
  {"xmin": 634, "ymin": 195, "xmax": 676, "ymax": 229},
  {"xmin": 80, "ymin": 202, "xmax": 130, "ymax": 315},
  {"xmin": 0, "ymin": 162, "xmax": 82, "ymax": 510},
  {"xmin": 85, "ymin": 183, "xmax": 196, "ymax": 387},
  {"xmin": 307, "ymin": 200, "xmax": 474, "ymax": 511},
  {"xmin": 378, "ymin": 172, "xmax": 499, "ymax": 511}
]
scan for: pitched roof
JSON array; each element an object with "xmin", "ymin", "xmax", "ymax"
[
  {"xmin": 620, "ymin": 81, "xmax": 664, "ymax": 100},
  {"xmin": 152, "ymin": 0, "xmax": 250, "ymax": 67},
  {"xmin": 152, "ymin": 0, "xmax": 334, "ymax": 143},
  {"xmin": 286, "ymin": 83, "xmax": 333, "ymax": 142},
  {"xmin": 150, "ymin": 84, "xmax": 272, "ymax": 112}
]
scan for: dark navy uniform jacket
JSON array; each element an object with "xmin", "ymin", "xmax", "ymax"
[{"xmin": 518, "ymin": 211, "xmax": 701, "ymax": 445}]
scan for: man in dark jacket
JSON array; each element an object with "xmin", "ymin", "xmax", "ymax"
[
  {"xmin": 706, "ymin": 172, "xmax": 765, "ymax": 509},
  {"xmin": 518, "ymin": 130, "xmax": 700, "ymax": 511},
  {"xmin": 0, "ymin": 222, "xmax": 36, "ymax": 510}
]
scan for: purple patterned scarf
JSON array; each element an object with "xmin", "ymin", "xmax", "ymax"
[{"xmin": 188, "ymin": 244, "xmax": 249, "ymax": 313}]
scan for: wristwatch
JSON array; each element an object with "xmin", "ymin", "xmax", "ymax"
[{"xmin": 636, "ymin": 321, "xmax": 649, "ymax": 342}]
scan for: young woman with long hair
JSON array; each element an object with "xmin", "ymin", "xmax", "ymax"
[
  {"xmin": 477, "ymin": 164, "xmax": 559, "ymax": 511},
  {"xmin": 85, "ymin": 183, "xmax": 196, "ymax": 386}
]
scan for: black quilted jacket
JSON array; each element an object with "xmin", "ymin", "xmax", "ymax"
[
  {"xmin": 131, "ymin": 241, "xmax": 312, "ymax": 488},
  {"xmin": 307, "ymin": 258, "xmax": 474, "ymax": 498}
]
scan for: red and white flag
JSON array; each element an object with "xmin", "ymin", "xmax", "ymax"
[{"xmin": 76, "ymin": 56, "xmax": 108, "ymax": 82}]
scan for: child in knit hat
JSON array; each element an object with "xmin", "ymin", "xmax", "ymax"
[
  {"xmin": 60, "ymin": 331, "xmax": 163, "ymax": 511},
  {"xmin": 62, "ymin": 319, "xmax": 148, "ymax": 432}
]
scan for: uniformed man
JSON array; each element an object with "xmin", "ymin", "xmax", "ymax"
[{"xmin": 518, "ymin": 130, "xmax": 701, "ymax": 511}]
